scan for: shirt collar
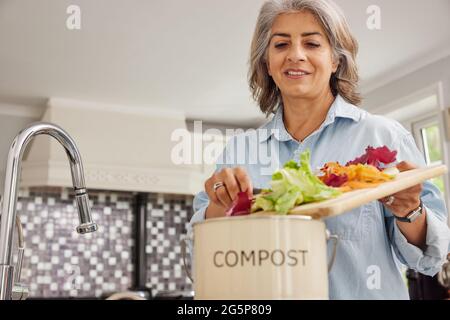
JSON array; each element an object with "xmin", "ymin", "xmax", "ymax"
[{"xmin": 259, "ymin": 94, "xmax": 364, "ymax": 143}]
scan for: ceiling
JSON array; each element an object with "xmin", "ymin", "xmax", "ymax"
[{"xmin": 0, "ymin": 0, "xmax": 449, "ymax": 126}]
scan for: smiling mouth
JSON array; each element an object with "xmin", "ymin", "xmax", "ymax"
[{"xmin": 284, "ymin": 70, "xmax": 311, "ymax": 79}]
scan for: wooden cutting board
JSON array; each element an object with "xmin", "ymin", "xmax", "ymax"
[{"xmin": 253, "ymin": 164, "xmax": 448, "ymax": 219}]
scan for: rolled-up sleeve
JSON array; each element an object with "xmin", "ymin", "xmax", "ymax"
[{"xmin": 384, "ymin": 133, "xmax": 450, "ymax": 276}]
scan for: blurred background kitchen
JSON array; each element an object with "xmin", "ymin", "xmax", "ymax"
[{"xmin": 0, "ymin": 0, "xmax": 449, "ymax": 299}]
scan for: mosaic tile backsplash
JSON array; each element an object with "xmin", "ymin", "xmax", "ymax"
[{"xmin": 9, "ymin": 187, "xmax": 194, "ymax": 298}]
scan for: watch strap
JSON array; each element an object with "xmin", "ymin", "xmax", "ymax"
[{"xmin": 392, "ymin": 200, "xmax": 423, "ymax": 223}]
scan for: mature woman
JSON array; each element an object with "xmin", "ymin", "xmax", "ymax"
[{"xmin": 189, "ymin": 0, "xmax": 450, "ymax": 299}]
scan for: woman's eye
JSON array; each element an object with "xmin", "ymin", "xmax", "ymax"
[
  {"xmin": 306, "ymin": 43, "xmax": 320, "ymax": 48},
  {"xmin": 274, "ymin": 43, "xmax": 287, "ymax": 49}
]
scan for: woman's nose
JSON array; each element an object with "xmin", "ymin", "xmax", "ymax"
[{"xmin": 287, "ymin": 45, "xmax": 307, "ymax": 62}]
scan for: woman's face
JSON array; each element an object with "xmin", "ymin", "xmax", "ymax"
[{"xmin": 267, "ymin": 11, "xmax": 338, "ymax": 101}]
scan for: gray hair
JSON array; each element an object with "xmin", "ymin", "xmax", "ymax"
[{"xmin": 248, "ymin": 0, "xmax": 362, "ymax": 115}]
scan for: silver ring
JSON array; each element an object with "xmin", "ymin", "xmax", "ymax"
[
  {"xmin": 213, "ymin": 182, "xmax": 225, "ymax": 192},
  {"xmin": 385, "ymin": 195, "xmax": 395, "ymax": 206}
]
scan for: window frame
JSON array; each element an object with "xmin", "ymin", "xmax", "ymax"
[
  {"xmin": 411, "ymin": 115, "xmax": 441, "ymax": 165},
  {"xmin": 409, "ymin": 113, "xmax": 450, "ymax": 214}
]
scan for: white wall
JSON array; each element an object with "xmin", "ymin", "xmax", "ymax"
[{"xmin": 363, "ymin": 55, "xmax": 450, "ymax": 113}]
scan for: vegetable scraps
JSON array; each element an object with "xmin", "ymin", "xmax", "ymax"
[
  {"xmin": 226, "ymin": 145, "xmax": 399, "ymax": 216},
  {"xmin": 319, "ymin": 145, "xmax": 399, "ymax": 190},
  {"xmin": 225, "ymin": 192, "xmax": 253, "ymax": 217},
  {"xmin": 346, "ymin": 146, "xmax": 397, "ymax": 170},
  {"xmin": 249, "ymin": 149, "xmax": 341, "ymax": 215}
]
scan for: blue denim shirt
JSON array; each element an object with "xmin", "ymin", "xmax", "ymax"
[{"xmin": 189, "ymin": 94, "xmax": 450, "ymax": 299}]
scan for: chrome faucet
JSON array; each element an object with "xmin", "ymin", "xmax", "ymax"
[{"xmin": 0, "ymin": 122, "xmax": 98, "ymax": 300}]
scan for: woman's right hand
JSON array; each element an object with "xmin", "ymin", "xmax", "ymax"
[{"xmin": 204, "ymin": 167, "xmax": 253, "ymax": 219}]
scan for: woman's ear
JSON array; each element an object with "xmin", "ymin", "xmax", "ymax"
[
  {"xmin": 332, "ymin": 61, "xmax": 339, "ymax": 74},
  {"xmin": 331, "ymin": 56, "xmax": 340, "ymax": 73}
]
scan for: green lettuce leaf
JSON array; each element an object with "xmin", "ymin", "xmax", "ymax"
[{"xmin": 251, "ymin": 149, "xmax": 341, "ymax": 214}]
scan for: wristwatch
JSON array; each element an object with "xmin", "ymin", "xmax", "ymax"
[{"xmin": 392, "ymin": 201, "xmax": 424, "ymax": 223}]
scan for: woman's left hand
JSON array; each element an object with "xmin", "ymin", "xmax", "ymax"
[{"xmin": 380, "ymin": 161, "xmax": 422, "ymax": 217}]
